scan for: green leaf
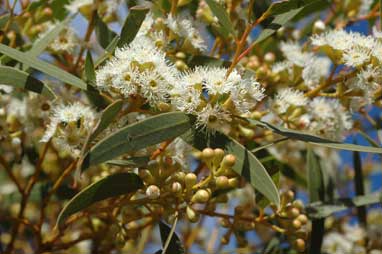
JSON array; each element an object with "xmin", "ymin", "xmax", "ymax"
[
  {"xmin": 353, "ymin": 150, "xmax": 367, "ymax": 226},
  {"xmin": 262, "ymin": 0, "xmax": 326, "ymax": 17},
  {"xmin": 51, "ymin": 0, "xmax": 70, "ymax": 20},
  {"xmin": 106, "ymin": 156, "xmax": 150, "ymax": 168},
  {"xmin": 0, "ymin": 66, "xmax": 56, "ymax": 99},
  {"xmin": 83, "ymin": 51, "xmax": 109, "ymax": 109},
  {"xmin": 81, "ymin": 112, "xmax": 192, "ymax": 171},
  {"xmin": 358, "ymin": 130, "xmax": 380, "ymax": 148},
  {"xmin": 248, "ymin": 118, "xmax": 382, "ymax": 153},
  {"xmin": 89, "ymin": 99, "xmax": 123, "ymax": 142},
  {"xmin": 0, "ymin": 44, "xmax": 87, "ymax": 90},
  {"xmin": 84, "ymin": 51, "xmax": 96, "ymax": 86},
  {"xmin": 159, "ymin": 220, "xmax": 185, "ymax": 254},
  {"xmin": 118, "ymin": 5, "xmax": 150, "ymax": 47},
  {"xmin": 95, "ymin": 13, "xmax": 118, "ymax": 49},
  {"xmin": 56, "ymin": 172, "xmax": 143, "ymax": 228},
  {"xmin": 255, "ymin": 7, "xmax": 303, "ymax": 44},
  {"xmin": 205, "ymin": 0, "xmax": 236, "ymax": 38},
  {"xmin": 306, "ymin": 147, "xmax": 325, "ymax": 254},
  {"xmin": 182, "ymin": 126, "xmax": 280, "ymax": 207},
  {"xmin": 307, "ymin": 193, "xmax": 382, "ymax": 219}
]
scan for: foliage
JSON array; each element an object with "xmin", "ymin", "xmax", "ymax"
[{"xmin": 0, "ymin": 0, "xmax": 382, "ymax": 253}]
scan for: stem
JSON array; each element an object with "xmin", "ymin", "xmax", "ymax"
[
  {"xmin": 162, "ymin": 212, "xmax": 178, "ymax": 254},
  {"xmin": 5, "ymin": 141, "xmax": 50, "ymax": 253},
  {"xmin": 380, "ymin": 0, "xmax": 382, "ymax": 30}
]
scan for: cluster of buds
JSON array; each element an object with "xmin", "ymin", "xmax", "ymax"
[
  {"xmin": 272, "ymin": 190, "xmax": 308, "ymax": 253},
  {"xmin": 138, "ymin": 148, "xmax": 239, "ymax": 224}
]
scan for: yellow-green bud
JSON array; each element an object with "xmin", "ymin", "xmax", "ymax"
[
  {"xmin": 228, "ymin": 177, "xmax": 239, "ymax": 188},
  {"xmin": 292, "ymin": 219, "xmax": 302, "ymax": 230},
  {"xmin": 146, "ymin": 185, "xmax": 160, "ymax": 199},
  {"xmin": 191, "ymin": 189, "xmax": 210, "ymax": 203},
  {"xmin": 292, "ymin": 200, "xmax": 304, "ymax": 211},
  {"xmin": 202, "ymin": 148, "xmax": 215, "ymax": 160},
  {"xmin": 221, "ymin": 154, "xmax": 236, "ymax": 168},
  {"xmin": 175, "ymin": 51, "xmax": 186, "ymax": 59},
  {"xmin": 186, "ymin": 206, "xmax": 200, "ymax": 223},
  {"xmin": 185, "ymin": 173, "xmax": 197, "ymax": 189},
  {"xmin": 171, "ymin": 182, "xmax": 182, "ymax": 193},
  {"xmin": 286, "ymin": 206, "xmax": 300, "ymax": 218},
  {"xmin": 213, "ymin": 148, "xmax": 225, "ymax": 166},
  {"xmin": 296, "ymin": 214, "xmax": 308, "ymax": 225},
  {"xmin": 293, "ymin": 238, "xmax": 306, "ymax": 252},
  {"xmin": 215, "ymin": 176, "xmax": 229, "ymax": 189}
]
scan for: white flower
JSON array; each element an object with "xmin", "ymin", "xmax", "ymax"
[
  {"xmin": 48, "ymin": 25, "xmax": 79, "ymax": 53},
  {"xmin": 302, "ymin": 57, "xmax": 331, "ymax": 88},
  {"xmin": 196, "ymin": 104, "xmax": 231, "ymax": 130},
  {"xmin": 231, "ymin": 76, "xmax": 265, "ymax": 114},
  {"xmin": 164, "ymin": 14, "xmax": 207, "ymax": 51},
  {"xmin": 322, "ymin": 232, "xmax": 353, "ymax": 254},
  {"xmin": 342, "ymin": 46, "xmax": 371, "ymax": 67},
  {"xmin": 373, "ymin": 26, "xmax": 382, "ymax": 39},
  {"xmin": 311, "ymin": 29, "xmax": 354, "ymax": 51},
  {"xmin": 308, "ymin": 98, "xmax": 352, "ymax": 140},
  {"xmin": 96, "ymin": 36, "xmax": 178, "ymax": 106},
  {"xmin": 280, "ymin": 41, "xmax": 313, "ymax": 67},
  {"xmin": 273, "ymin": 88, "xmax": 308, "ymax": 114},
  {"xmin": 41, "ymin": 103, "xmax": 96, "ymax": 156},
  {"xmin": 272, "ymin": 61, "xmax": 293, "ymax": 74}
]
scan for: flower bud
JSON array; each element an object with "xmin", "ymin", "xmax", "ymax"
[
  {"xmin": 293, "ymin": 238, "xmax": 306, "ymax": 252},
  {"xmin": 296, "ymin": 214, "xmax": 308, "ymax": 225},
  {"xmin": 213, "ymin": 148, "xmax": 225, "ymax": 166},
  {"xmin": 228, "ymin": 177, "xmax": 239, "ymax": 188},
  {"xmin": 202, "ymin": 148, "xmax": 215, "ymax": 161},
  {"xmin": 313, "ymin": 20, "xmax": 326, "ymax": 34},
  {"xmin": 186, "ymin": 206, "xmax": 200, "ymax": 222},
  {"xmin": 146, "ymin": 185, "xmax": 160, "ymax": 199},
  {"xmin": 171, "ymin": 182, "xmax": 182, "ymax": 193},
  {"xmin": 292, "ymin": 200, "xmax": 304, "ymax": 211},
  {"xmin": 264, "ymin": 52, "xmax": 275, "ymax": 64},
  {"xmin": 191, "ymin": 189, "xmax": 210, "ymax": 203},
  {"xmin": 175, "ymin": 51, "xmax": 186, "ymax": 59},
  {"xmin": 286, "ymin": 206, "xmax": 300, "ymax": 218},
  {"xmin": 292, "ymin": 219, "xmax": 302, "ymax": 230},
  {"xmin": 215, "ymin": 176, "xmax": 229, "ymax": 189},
  {"xmin": 185, "ymin": 173, "xmax": 197, "ymax": 189},
  {"xmin": 221, "ymin": 154, "xmax": 236, "ymax": 169}
]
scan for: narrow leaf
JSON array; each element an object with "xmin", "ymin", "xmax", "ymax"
[
  {"xmin": 89, "ymin": 99, "xmax": 123, "ymax": 142},
  {"xmin": 353, "ymin": 150, "xmax": 367, "ymax": 226},
  {"xmin": 56, "ymin": 172, "xmax": 143, "ymax": 228},
  {"xmin": 159, "ymin": 220, "xmax": 185, "ymax": 254},
  {"xmin": 249, "ymin": 118, "xmax": 382, "ymax": 153},
  {"xmin": 307, "ymin": 193, "xmax": 382, "ymax": 219},
  {"xmin": 95, "ymin": 13, "xmax": 118, "ymax": 49},
  {"xmin": 81, "ymin": 112, "xmax": 192, "ymax": 171},
  {"xmin": 205, "ymin": 0, "xmax": 236, "ymax": 37},
  {"xmin": 118, "ymin": 5, "xmax": 149, "ymax": 47},
  {"xmin": 85, "ymin": 51, "xmax": 96, "ymax": 86},
  {"xmin": 307, "ymin": 147, "xmax": 325, "ymax": 254},
  {"xmin": 0, "ymin": 66, "xmax": 56, "ymax": 99},
  {"xmin": 0, "ymin": 44, "xmax": 87, "ymax": 89},
  {"xmin": 182, "ymin": 126, "xmax": 280, "ymax": 207},
  {"xmin": 106, "ymin": 156, "xmax": 150, "ymax": 168}
]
